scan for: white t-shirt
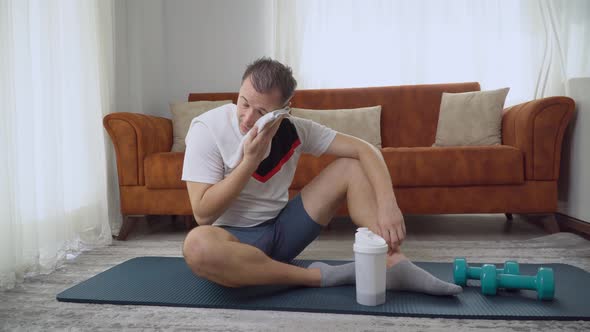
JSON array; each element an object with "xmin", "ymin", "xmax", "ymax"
[{"xmin": 181, "ymin": 104, "xmax": 337, "ymax": 227}]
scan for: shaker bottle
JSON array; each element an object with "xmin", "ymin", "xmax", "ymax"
[{"xmin": 353, "ymin": 227, "xmax": 388, "ymax": 306}]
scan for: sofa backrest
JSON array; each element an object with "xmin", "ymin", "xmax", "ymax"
[{"xmin": 188, "ymin": 82, "xmax": 480, "ymax": 148}]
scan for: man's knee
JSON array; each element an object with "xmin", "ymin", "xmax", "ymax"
[
  {"xmin": 182, "ymin": 226, "xmax": 219, "ymax": 276},
  {"xmin": 331, "ymin": 157, "xmax": 363, "ymax": 178}
]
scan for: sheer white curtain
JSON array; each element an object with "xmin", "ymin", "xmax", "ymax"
[
  {"xmin": 273, "ymin": 0, "xmax": 590, "ymax": 106},
  {"xmin": 0, "ymin": 0, "xmax": 114, "ymax": 290}
]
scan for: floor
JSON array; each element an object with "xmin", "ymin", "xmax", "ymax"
[{"xmin": 1, "ymin": 214, "xmax": 590, "ymax": 331}]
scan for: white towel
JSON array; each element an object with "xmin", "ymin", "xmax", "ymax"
[{"xmin": 226, "ymin": 108, "xmax": 290, "ymax": 169}]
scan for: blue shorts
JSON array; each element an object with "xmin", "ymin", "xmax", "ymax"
[{"xmin": 218, "ymin": 194, "xmax": 322, "ymax": 263}]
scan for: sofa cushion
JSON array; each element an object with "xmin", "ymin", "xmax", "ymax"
[
  {"xmin": 145, "ymin": 152, "xmax": 186, "ymax": 189},
  {"xmin": 290, "ymin": 106, "xmax": 382, "ymax": 148},
  {"xmin": 149, "ymin": 146, "xmax": 524, "ymax": 190},
  {"xmin": 170, "ymin": 100, "xmax": 232, "ymax": 152},
  {"xmin": 290, "ymin": 146, "xmax": 524, "ymax": 189},
  {"xmin": 434, "ymin": 88, "xmax": 509, "ymax": 147},
  {"xmin": 288, "ymin": 82, "xmax": 481, "ymax": 148},
  {"xmin": 382, "ymin": 146, "xmax": 524, "ymax": 187}
]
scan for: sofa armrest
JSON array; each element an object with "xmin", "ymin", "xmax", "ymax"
[
  {"xmin": 103, "ymin": 112, "xmax": 173, "ymax": 186},
  {"xmin": 502, "ymin": 96, "xmax": 575, "ymax": 181}
]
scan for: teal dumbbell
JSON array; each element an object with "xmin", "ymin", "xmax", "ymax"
[
  {"xmin": 453, "ymin": 258, "xmax": 520, "ymax": 286},
  {"xmin": 480, "ymin": 264, "xmax": 555, "ymax": 300}
]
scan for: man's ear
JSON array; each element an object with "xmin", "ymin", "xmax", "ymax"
[{"xmin": 283, "ymin": 95, "xmax": 294, "ymax": 110}]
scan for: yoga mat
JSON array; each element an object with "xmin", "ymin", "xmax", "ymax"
[{"xmin": 57, "ymin": 257, "xmax": 590, "ymax": 320}]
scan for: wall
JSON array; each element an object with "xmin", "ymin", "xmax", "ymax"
[
  {"xmin": 112, "ymin": 1, "xmax": 588, "ymax": 225},
  {"xmin": 114, "ymin": 0, "xmax": 167, "ymax": 117},
  {"xmin": 109, "ymin": 0, "xmax": 271, "ymax": 232},
  {"xmin": 558, "ymin": 77, "xmax": 590, "ymax": 223},
  {"xmin": 114, "ymin": 0, "xmax": 273, "ymax": 119}
]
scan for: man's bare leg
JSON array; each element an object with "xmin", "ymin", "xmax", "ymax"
[
  {"xmin": 299, "ymin": 158, "xmax": 406, "ymax": 267},
  {"xmin": 184, "ymin": 157, "xmax": 404, "ymax": 288},
  {"xmin": 183, "ymin": 225, "xmax": 321, "ymax": 287},
  {"xmin": 302, "ymin": 158, "xmax": 462, "ymax": 294},
  {"xmin": 185, "ymin": 157, "xmax": 460, "ymax": 294}
]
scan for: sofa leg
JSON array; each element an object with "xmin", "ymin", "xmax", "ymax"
[
  {"xmin": 505, "ymin": 213, "xmax": 513, "ymax": 220},
  {"xmin": 542, "ymin": 214, "xmax": 561, "ymax": 234},
  {"xmin": 503, "ymin": 216, "xmax": 513, "ymax": 233},
  {"xmin": 521, "ymin": 214, "xmax": 561, "ymax": 234},
  {"xmin": 172, "ymin": 215, "xmax": 197, "ymax": 231},
  {"xmin": 116, "ymin": 215, "xmax": 144, "ymax": 241},
  {"xmin": 184, "ymin": 215, "xmax": 196, "ymax": 230}
]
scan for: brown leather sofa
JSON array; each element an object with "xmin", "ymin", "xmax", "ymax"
[{"xmin": 103, "ymin": 82, "xmax": 575, "ymax": 240}]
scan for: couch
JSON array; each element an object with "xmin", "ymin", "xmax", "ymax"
[{"xmin": 103, "ymin": 82, "xmax": 575, "ymax": 240}]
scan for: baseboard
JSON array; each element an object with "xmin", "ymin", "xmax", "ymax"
[{"xmin": 556, "ymin": 213, "xmax": 590, "ymax": 240}]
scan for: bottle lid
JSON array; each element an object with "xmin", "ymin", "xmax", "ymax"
[{"xmin": 353, "ymin": 228, "xmax": 388, "ymax": 254}]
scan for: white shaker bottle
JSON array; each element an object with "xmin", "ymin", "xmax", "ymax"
[{"xmin": 353, "ymin": 227, "xmax": 388, "ymax": 306}]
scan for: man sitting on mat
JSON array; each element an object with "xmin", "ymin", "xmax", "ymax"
[{"xmin": 181, "ymin": 57, "xmax": 461, "ymax": 295}]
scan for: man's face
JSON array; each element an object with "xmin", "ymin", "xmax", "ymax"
[{"xmin": 236, "ymin": 76, "xmax": 284, "ymax": 135}]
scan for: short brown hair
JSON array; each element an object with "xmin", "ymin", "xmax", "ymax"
[{"xmin": 242, "ymin": 57, "xmax": 297, "ymax": 106}]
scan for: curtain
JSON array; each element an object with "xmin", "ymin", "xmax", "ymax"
[
  {"xmin": 272, "ymin": 0, "xmax": 590, "ymax": 106},
  {"xmin": 0, "ymin": 0, "xmax": 115, "ymax": 290}
]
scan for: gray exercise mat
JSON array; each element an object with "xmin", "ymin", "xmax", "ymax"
[{"xmin": 56, "ymin": 257, "xmax": 590, "ymax": 320}]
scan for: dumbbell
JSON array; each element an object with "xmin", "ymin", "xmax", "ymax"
[
  {"xmin": 453, "ymin": 258, "xmax": 520, "ymax": 286},
  {"xmin": 480, "ymin": 264, "xmax": 555, "ymax": 300}
]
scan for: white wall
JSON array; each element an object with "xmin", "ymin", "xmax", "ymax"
[
  {"xmin": 114, "ymin": 0, "xmax": 167, "ymax": 117},
  {"xmin": 558, "ymin": 77, "xmax": 590, "ymax": 223},
  {"xmin": 113, "ymin": 1, "xmax": 588, "ymax": 224},
  {"xmin": 114, "ymin": 0, "xmax": 273, "ymax": 118}
]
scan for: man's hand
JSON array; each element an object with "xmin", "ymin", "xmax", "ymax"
[
  {"xmin": 242, "ymin": 115, "xmax": 287, "ymax": 167},
  {"xmin": 371, "ymin": 206, "xmax": 406, "ymax": 255}
]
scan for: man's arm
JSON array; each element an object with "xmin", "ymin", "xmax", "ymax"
[
  {"xmin": 323, "ymin": 133, "xmax": 406, "ymax": 249},
  {"xmin": 186, "ymin": 115, "xmax": 287, "ymax": 226},
  {"xmin": 187, "ymin": 159, "xmax": 258, "ymax": 226}
]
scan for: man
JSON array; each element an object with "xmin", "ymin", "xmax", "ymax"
[{"xmin": 181, "ymin": 57, "xmax": 461, "ymax": 295}]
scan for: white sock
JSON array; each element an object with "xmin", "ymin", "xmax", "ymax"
[{"xmin": 310, "ymin": 260, "xmax": 462, "ymax": 296}]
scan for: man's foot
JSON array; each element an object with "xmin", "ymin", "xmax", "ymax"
[
  {"xmin": 309, "ymin": 262, "xmax": 355, "ymax": 287},
  {"xmin": 386, "ymin": 259, "xmax": 462, "ymax": 295},
  {"xmin": 309, "ymin": 260, "xmax": 462, "ymax": 296}
]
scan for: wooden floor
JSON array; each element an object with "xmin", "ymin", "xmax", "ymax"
[{"xmin": 2, "ymin": 214, "xmax": 590, "ymax": 331}]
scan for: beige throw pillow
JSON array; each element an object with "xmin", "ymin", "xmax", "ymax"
[
  {"xmin": 291, "ymin": 106, "xmax": 382, "ymax": 148},
  {"xmin": 170, "ymin": 100, "xmax": 232, "ymax": 152},
  {"xmin": 433, "ymin": 88, "xmax": 509, "ymax": 147}
]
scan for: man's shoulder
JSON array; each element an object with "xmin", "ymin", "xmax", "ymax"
[
  {"xmin": 197, "ymin": 103, "xmax": 235, "ymax": 120},
  {"xmin": 287, "ymin": 115, "xmax": 313, "ymax": 128},
  {"xmin": 189, "ymin": 103, "xmax": 235, "ymax": 131},
  {"xmin": 288, "ymin": 115, "xmax": 329, "ymax": 134}
]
